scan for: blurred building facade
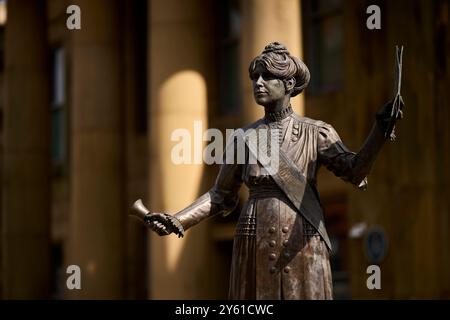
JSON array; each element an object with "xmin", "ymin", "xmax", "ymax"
[{"xmin": 0, "ymin": 0, "xmax": 449, "ymax": 299}]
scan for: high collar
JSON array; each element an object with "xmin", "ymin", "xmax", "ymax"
[{"xmin": 264, "ymin": 105, "xmax": 293, "ymax": 123}]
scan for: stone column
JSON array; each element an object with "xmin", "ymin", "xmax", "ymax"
[
  {"xmin": 123, "ymin": 0, "xmax": 148, "ymax": 299},
  {"xmin": 240, "ymin": 0, "xmax": 305, "ymax": 122},
  {"xmin": 148, "ymin": 0, "xmax": 220, "ymax": 299},
  {"xmin": 2, "ymin": 0, "xmax": 51, "ymax": 299},
  {"xmin": 65, "ymin": 0, "xmax": 125, "ymax": 299}
]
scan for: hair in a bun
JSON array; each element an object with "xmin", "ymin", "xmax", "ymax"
[
  {"xmin": 249, "ymin": 41, "xmax": 310, "ymax": 96},
  {"xmin": 262, "ymin": 42, "xmax": 290, "ymax": 55}
]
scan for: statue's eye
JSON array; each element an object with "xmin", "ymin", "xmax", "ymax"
[
  {"xmin": 250, "ymin": 72, "xmax": 259, "ymax": 81},
  {"xmin": 251, "ymin": 72, "xmax": 275, "ymax": 81},
  {"xmin": 262, "ymin": 72, "xmax": 276, "ymax": 80}
]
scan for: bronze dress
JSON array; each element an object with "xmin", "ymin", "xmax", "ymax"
[{"xmin": 174, "ymin": 105, "xmax": 385, "ymax": 300}]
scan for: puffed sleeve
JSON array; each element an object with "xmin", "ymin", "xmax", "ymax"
[
  {"xmin": 317, "ymin": 121, "xmax": 386, "ymax": 190},
  {"xmin": 173, "ymin": 137, "xmax": 244, "ymax": 231}
]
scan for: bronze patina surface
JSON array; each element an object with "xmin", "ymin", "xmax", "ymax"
[{"xmin": 131, "ymin": 42, "xmax": 404, "ymax": 300}]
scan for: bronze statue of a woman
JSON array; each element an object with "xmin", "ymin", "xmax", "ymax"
[{"xmin": 132, "ymin": 42, "xmax": 404, "ymax": 300}]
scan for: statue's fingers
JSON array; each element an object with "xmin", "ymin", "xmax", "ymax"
[
  {"xmin": 156, "ymin": 222, "xmax": 166, "ymax": 230},
  {"xmin": 155, "ymin": 221, "xmax": 171, "ymax": 236},
  {"xmin": 147, "ymin": 213, "xmax": 168, "ymax": 223},
  {"xmin": 156, "ymin": 230, "xmax": 166, "ymax": 236},
  {"xmin": 152, "ymin": 223, "xmax": 169, "ymax": 236},
  {"xmin": 150, "ymin": 221, "xmax": 164, "ymax": 231},
  {"xmin": 152, "ymin": 221, "xmax": 165, "ymax": 230},
  {"xmin": 158, "ymin": 229, "xmax": 169, "ymax": 236},
  {"xmin": 161, "ymin": 227, "xmax": 170, "ymax": 236},
  {"xmin": 149, "ymin": 221, "xmax": 158, "ymax": 231}
]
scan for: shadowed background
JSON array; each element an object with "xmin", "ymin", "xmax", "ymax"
[{"xmin": 0, "ymin": 0, "xmax": 449, "ymax": 299}]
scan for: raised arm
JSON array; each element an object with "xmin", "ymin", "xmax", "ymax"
[{"xmin": 318, "ymin": 101, "xmax": 402, "ymax": 189}]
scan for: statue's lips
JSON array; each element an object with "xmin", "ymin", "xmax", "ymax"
[{"xmin": 254, "ymin": 91, "xmax": 268, "ymax": 96}]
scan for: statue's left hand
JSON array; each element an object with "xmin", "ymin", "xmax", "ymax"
[
  {"xmin": 376, "ymin": 98, "xmax": 405, "ymax": 139},
  {"xmin": 377, "ymin": 99, "xmax": 404, "ymax": 121}
]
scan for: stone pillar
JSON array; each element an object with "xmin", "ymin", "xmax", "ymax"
[
  {"xmin": 240, "ymin": 0, "xmax": 305, "ymax": 122},
  {"xmin": 434, "ymin": 0, "xmax": 450, "ymax": 298},
  {"xmin": 2, "ymin": 0, "xmax": 51, "ymax": 299},
  {"xmin": 123, "ymin": 0, "xmax": 149, "ymax": 299},
  {"xmin": 148, "ymin": 0, "xmax": 219, "ymax": 299},
  {"xmin": 0, "ymin": 0, "xmax": 6, "ymax": 298},
  {"xmin": 65, "ymin": 0, "xmax": 125, "ymax": 299}
]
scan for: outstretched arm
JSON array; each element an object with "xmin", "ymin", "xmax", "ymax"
[
  {"xmin": 138, "ymin": 165, "xmax": 243, "ymax": 235},
  {"xmin": 147, "ymin": 139, "xmax": 244, "ymax": 236},
  {"xmin": 173, "ymin": 158, "xmax": 243, "ymax": 231},
  {"xmin": 166, "ymin": 136, "xmax": 243, "ymax": 234}
]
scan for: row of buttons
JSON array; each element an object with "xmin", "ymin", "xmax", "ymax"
[
  {"xmin": 268, "ymin": 226, "xmax": 289, "ymax": 233},
  {"xmin": 292, "ymin": 122, "xmax": 300, "ymax": 142},
  {"xmin": 268, "ymin": 225, "xmax": 291, "ymax": 273},
  {"xmin": 269, "ymin": 252, "xmax": 291, "ymax": 260},
  {"xmin": 268, "ymin": 239, "xmax": 289, "ymax": 247},
  {"xmin": 270, "ymin": 266, "xmax": 291, "ymax": 274}
]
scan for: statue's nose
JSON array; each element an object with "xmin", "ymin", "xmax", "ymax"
[
  {"xmin": 255, "ymin": 75, "xmax": 265, "ymax": 87},
  {"xmin": 256, "ymin": 75, "xmax": 263, "ymax": 84}
]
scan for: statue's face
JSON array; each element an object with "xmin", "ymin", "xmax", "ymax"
[{"xmin": 250, "ymin": 63, "xmax": 286, "ymax": 107}]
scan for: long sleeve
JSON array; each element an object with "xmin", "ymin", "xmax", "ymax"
[
  {"xmin": 317, "ymin": 120, "xmax": 387, "ymax": 190},
  {"xmin": 174, "ymin": 140, "xmax": 244, "ymax": 231}
]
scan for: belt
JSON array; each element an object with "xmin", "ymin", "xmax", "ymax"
[{"xmin": 248, "ymin": 184, "xmax": 286, "ymax": 199}]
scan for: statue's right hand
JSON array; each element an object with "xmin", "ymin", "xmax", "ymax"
[{"xmin": 145, "ymin": 213, "xmax": 173, "ymax": 236}]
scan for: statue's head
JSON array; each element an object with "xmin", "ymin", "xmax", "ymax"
[{"xmin": 248, "ymin": 42, "xmax": 310, "ymax": 107}]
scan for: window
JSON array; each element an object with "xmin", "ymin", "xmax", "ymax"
[
  {"xmin": 217, "ymin": 0, "xmax": 242, "ymax": 115},
  {"xmin": 132, "ymin": 0, "xmax": 148, "ymax": 134},
  {"xmin": 51, "ymin": 47, "xmax": 67, "ymax": 170},
  {"xmin": 303, "ymin": 0, "xmax": 344, "ymax": 94},
  {"xmin": 50, "ymin": 243, "xmax": 64, "ymax": 299}
]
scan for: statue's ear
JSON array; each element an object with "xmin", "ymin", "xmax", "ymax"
[{"xmin": 284, "ymin": 77, "xmax": 296, "ymax": 93}]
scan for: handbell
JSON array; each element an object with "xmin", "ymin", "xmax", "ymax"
[
  {"xmin": 129, "ymin": 199, "xmax": 150, "ymax": 223},
  {"xmin": 129, "ymin": 199, "xmax": 185, "ymax": 238}
]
